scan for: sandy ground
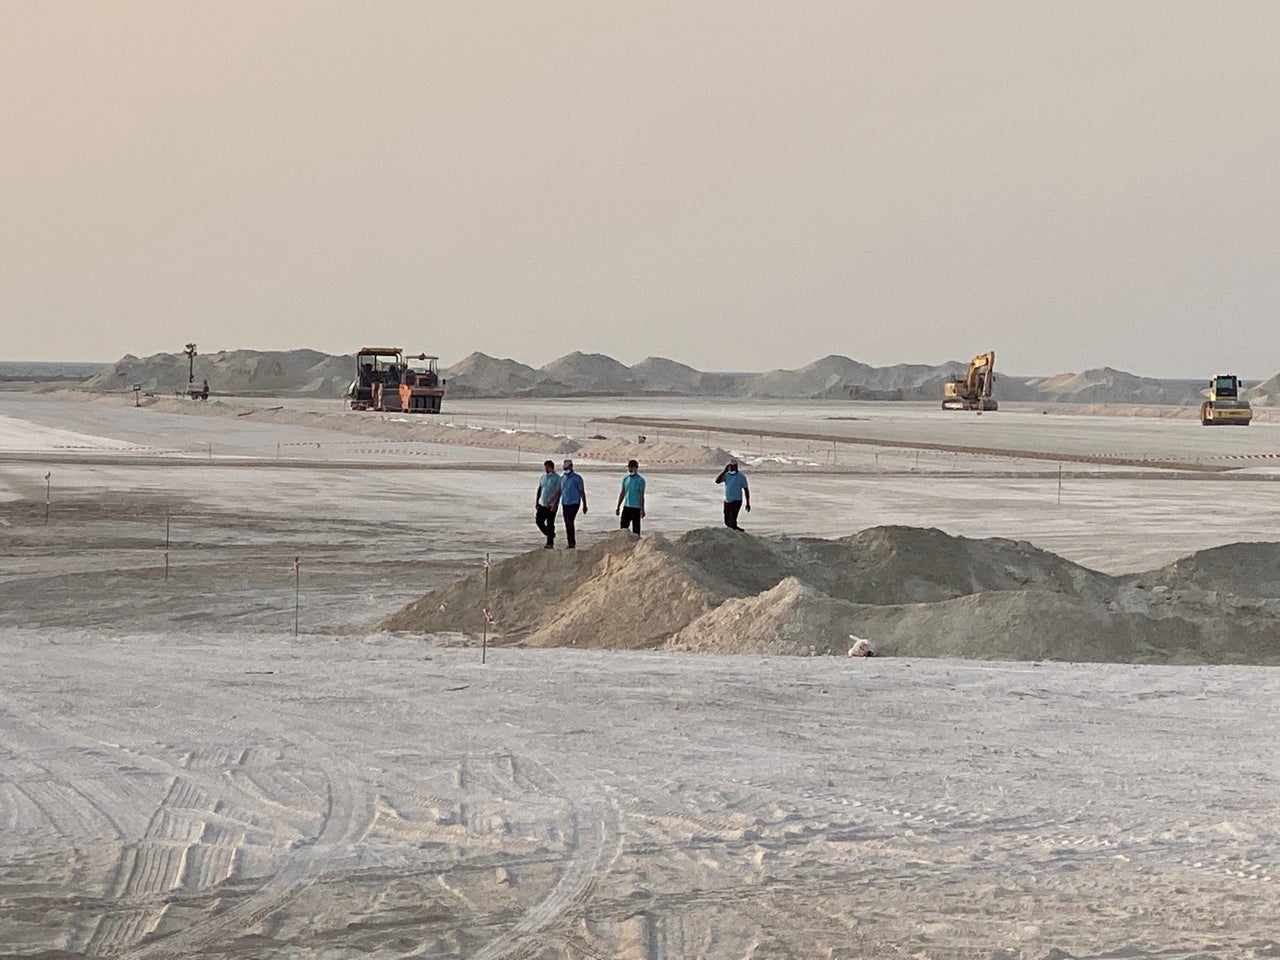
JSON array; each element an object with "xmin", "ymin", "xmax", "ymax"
[{"xmin": 3, "ymin": 391, "xmax": 1280, "ymax": 958}]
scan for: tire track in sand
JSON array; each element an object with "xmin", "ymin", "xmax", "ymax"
[
  {"xmin": 357, "ymin": 674, "xmax": 625, "ymax": 960},
  {"xmin": 118, "ymin": 730, "xmax": 374, "ymax": 960},
  {"xmin": 3, "ymin": 698, "xmax": 376, "ymax": 959}
]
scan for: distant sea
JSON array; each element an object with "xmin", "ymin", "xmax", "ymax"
[{"xmin": 0, "ymin": 361, "xmax": 110, "ymax": 380}]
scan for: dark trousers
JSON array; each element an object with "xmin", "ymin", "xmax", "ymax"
[
  {"xmin": 536, "ymin": 505, "xmax": 557, "ymax": 545},
  {"xmin": 620, "ymin": 506, "xmax": 642, "ymax": 535},
  {"xmin": 562, "ymin": 503, "xmax": 580, "ymax": 547},
  {"xmin": 723, "ymin": 499, "xmax": 744, "ymax": 530}
]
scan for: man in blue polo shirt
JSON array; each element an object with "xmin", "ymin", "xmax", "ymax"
[
  {"xmin": 714, "ymin": 458, "xmax": 750, "ymax": 530},
  {"xmin": 535, "ymin": 459, "xmax": 561, "ymax": 549},
  {"xmin": 615, "ymin": 459, "xmax": 645, "ymax": 535},
  {"xmin": 559, "ymin": 458, "xmax": 587, "ymax": 549}
]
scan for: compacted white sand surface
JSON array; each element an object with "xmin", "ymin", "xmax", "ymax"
[
  {"xmin": 3, "ymin": 392, "xmax": 1280, "ymax": 958},
  {"xmin": 6, "ymin": 631, "xmax": 1280, "ymax": 960}
]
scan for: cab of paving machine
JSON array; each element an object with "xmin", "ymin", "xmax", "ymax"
[{"xmin": 347, "ymin": 347, "xmax": 405, "ymax": 410}]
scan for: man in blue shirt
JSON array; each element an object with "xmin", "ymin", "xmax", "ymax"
[
  {"xmin": 615, "ymin": 459, "xmax": 646, "ymax": 535},
  {"xmin": 559, "ymin": 458, "xmax": 587, "ymax": 549},
  {"xmin": 714, "ymin": 459, "xmax": 750, "ymax": 531},
  {"xmin": 535, "ymin": 459, "xmax": 561, "ymax": 549}
]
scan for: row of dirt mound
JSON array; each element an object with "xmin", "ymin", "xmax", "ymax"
[
  {"xmin": 75, "ymin": 347, "xmax": 1279, "ymax": 405},
  {"xmin": 378, "ymin": 526, "xmax": 1280, "ymax": 664},
  {"xmin": 425, "ymin": 352, "xmax": 1242, "ymax": 405}
]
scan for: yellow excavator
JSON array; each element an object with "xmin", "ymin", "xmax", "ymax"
[
  {"xmin": 1200, "ymin": 374, "xmax": 1251, "ymax": 426},
  {"xmin": 942, "ymin": 351, "xmax": 998, "ymax": 411}
]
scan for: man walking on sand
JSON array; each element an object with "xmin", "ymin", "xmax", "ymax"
[
  {"xmin": 615, "ymin": 459, "xmax": 646, "ymax": 535},
  {"xmin": 535, "ymin": 459, "xmax": 561, "ymax": 549},
  {"xmin": 559, "ymin": 458, "xmax": 587, "ymax": 549},
  {"xmin": 714, "ymin": 458, "xmax": 750, "ymax": 530}
]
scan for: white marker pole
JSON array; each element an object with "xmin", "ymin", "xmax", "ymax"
[
  {"xmin": 293, "ymin": 556, "xmax": 300, "ymax": 636},
  {"xmin": 43, "ymin": 472, "xmax": 51, "ymax": 525},
  {"xmin": 482, "ymin": 553, "xmax": 491, "ymax": 664}
]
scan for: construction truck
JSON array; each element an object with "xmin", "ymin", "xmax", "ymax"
[
  {"xmin": 346, "ymin": 347, "xmax": 446, "ymax": 414},
  {"xmin": 1200, "ymin": 374, "xmax": 1251, "ymax": 426},
  {"xmin": 942, "ymin": 351, "xmax": 998, "ymax": 411}
]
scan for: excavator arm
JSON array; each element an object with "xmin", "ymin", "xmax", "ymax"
[{"xmin": 969, "ymin": 351, "xmax": 995, "ymax": 400}]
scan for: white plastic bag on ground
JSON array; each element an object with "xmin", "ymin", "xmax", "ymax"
[{"xmin": 847, "ymin": 635, "xmax": 877, "ymax": 657}]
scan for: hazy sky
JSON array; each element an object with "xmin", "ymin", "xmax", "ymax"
[{"xmin": 4, "ymin": 2, "xmax": 1279, "ymax": 377}]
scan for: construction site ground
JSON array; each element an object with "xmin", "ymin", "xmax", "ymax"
[{"xmin": 2, "ymin": 390, "xmax": 1280, "ymax": 958}]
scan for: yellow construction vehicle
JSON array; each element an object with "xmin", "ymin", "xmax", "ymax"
[
  {"xmin": 1200, "ymin": 374, "xmax": 1251, "ymax": 426},
  {"xmin": 346, "ymin": 347, "xmax": 446, "ymax": 414},
  {"xmin": 942, "ymin": 351, "xmax": 998, "ymax": 411}
]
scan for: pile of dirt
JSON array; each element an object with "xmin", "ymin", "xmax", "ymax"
[
  {"xmin": 628, "ymin": 357, "xmax": 705, "ymax": 393},
  {"xmin": 837, "ymin": 591, "xmax": 1202, "ymax": 663},
  {"xmin": 796, "ymin": 525, "xmax": 1115, "ymax": 606},
  {"xmin": 539, "ymin": 352, "xmax": 640, "ymax": 392},
  {"xmin": 1140, "ymin": 541, "xmax": 1280, "ymax": 598},
  {"xmin": 380, "ymin": 526, "xmax": 1280, "ymax": 664},
  {"xmin": 82, "ymin": 349, "xmax": 350, "ymax": 397},
  {"xmin": 669, "ymin": 577, "xmax": 866, "ymax": 656},
  {"xmin": 444, "ymin": 352, "xmax": 544, "ymax": 396},
  {"xmin": 666, "ymin": 581, "xmax": 1195, "ymax": 662},
  {"xmin": 1023, "ymin": 367, "xmax": 1204, "ymax": 405},
  {"xmin": 381, "ymin": 531, "xmax": 767, "ymax": 649}
]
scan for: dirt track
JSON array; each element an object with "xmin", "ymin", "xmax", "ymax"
[{"xmin": 596, "ymin": 414, "xmax": 1243, "ymax": 471}]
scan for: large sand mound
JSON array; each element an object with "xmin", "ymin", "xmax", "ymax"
[
  {"xmin": 799, "ymin": 525, "xmax": 1115, "ymax": 605},
  {"xmin": 380, "ymin": 530, "xmax": 765, "ymax": 649},
  {"xmin": 1140, "ymin": 541, "xmax": 1280, "ymax": 597},
  {"xmin": 380, "ymin": 526, "xmax": 1280, "ymax": 663},
  {"xmin": 839, "ymin": 591, "xmax": 1203, "ymax": 663},
  {"xmin": 667, "ymin": 579, "xmax": 1198, "ymax": 662},
  {"xmin": 668, "ymin": 576, "xmax": 866, "ymax": 656},
  {"xmin": 83, "ymin": 349, "xmax": 351, "ymax": 397},
  {"xmin": 443, "ymin": 351, "xmax": 544, "ymax": 396}
]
